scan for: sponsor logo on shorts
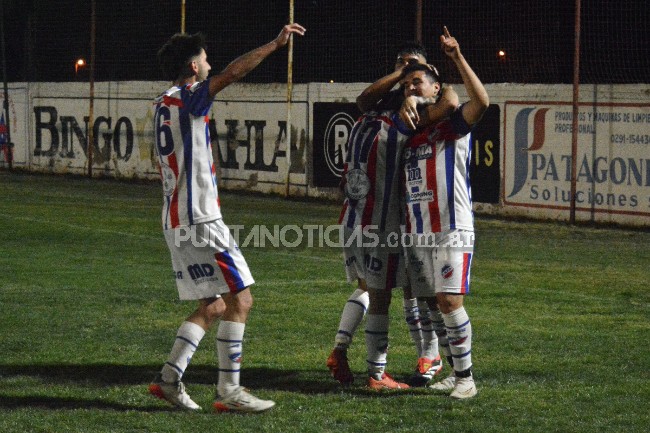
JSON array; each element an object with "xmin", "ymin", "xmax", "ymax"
[
  {"xmin": 364, "ymin": 254, "xmax": 383, "ymax": 273},
  {"xmin": 187, "ymin": 263, "xmax": 219, "ymax": 285},
  {"xmin": 175, "ymin": 271, "xmax": 183, "ymax": 279},
  {"xmin": 441, "ymin": 264, "xmax": 454, "ymax": 279},
  {"xmin": 408, "ymin": 254, "xmax": 423, "ymax": 273},
  {"xmin": 345, "ymin": 256, "xmax": 357, "ymax": 267}
]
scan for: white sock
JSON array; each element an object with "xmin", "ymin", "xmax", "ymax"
[
  {"xmin": 161, "ymin": 321, "xmax": 205, "ymax": 383},
  {"xmin": 430, "ymin": 307, "xmax": 445, "ymax": 358},
  {"xmin": 403, "ymin": 298, "xmax": 423, "ymax": 357},
  {"xmin": 419, "ymin": 301, "xmax": 439, "ymax": 360},
  {"xmin": 365, "ymin": 314, "xmax": 389, "ymax": 378},
  {"xmin": 442, "ymin": 307, "xmax": 472, "ymax": 374},
  {"xmin": 216, "ymin": 321, "xmax": 245, "ymax": 397},
  {"xmin": 334, "ymin": 288, "xmax": 369, "ymax": 349}
]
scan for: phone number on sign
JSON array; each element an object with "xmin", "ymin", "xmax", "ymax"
[{"xmin": 610, "ymin": 134, "xmax": 650, "ymax": 145}]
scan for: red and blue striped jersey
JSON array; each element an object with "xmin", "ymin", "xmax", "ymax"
[
  {"xmin": 338, "ymin": 110, "xmax": 414, "ymax": 233},
  {"xmin": 403, "ymin": 107, "xmax": 474, "ymax": 234},
  {"xmin": 153, "ymin": 81, "xmax": 221, "ymax": 229}
]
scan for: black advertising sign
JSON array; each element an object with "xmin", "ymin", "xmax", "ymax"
[
  {"xmin": 312, "ymin": 102, "xmax": 361, "ymax": 188},
  {"xmin": 469, "ymin": 104, "xmax": 501, "ymax": 204},
  {"xmin": 313, "ymin": 102, "xmax": 500, "ymax": 204}
]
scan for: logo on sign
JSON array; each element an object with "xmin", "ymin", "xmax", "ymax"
[
  {"xmin": 508, "ymin": 107, "xmax": 549, "ymax": 198},
  {"xmin": 324, "ymin": 112, "xmax": 354, "ymax": 178}
]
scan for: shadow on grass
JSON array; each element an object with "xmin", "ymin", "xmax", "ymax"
[
  {"xmin": 0, "ymin": 394, "xmax": 173, "ymax": 412},
  {"xmin": 0, "ymin": 363, "xmax": 423, "ymax": 410}
]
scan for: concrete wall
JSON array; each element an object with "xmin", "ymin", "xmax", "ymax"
[{"xmin": 1, "ymin": 81, "xmax": 649, "ymax": 227}]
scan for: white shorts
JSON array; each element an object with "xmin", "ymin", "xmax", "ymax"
[
  {"xmin": 164, "ymin": 219, "xmax": 255, "ymax": 300},
  {"xmin": 405, "ymin": 230, "xmax": 474, "ymax": 298},
  {"xmin": 342, "ymin": 227, "xmax": 406, "ymax": 290}
]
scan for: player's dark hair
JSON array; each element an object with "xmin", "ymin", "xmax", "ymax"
[
  {"xmin": 397, "ymin": 41, "xmax": 427, "ymax": 61},
  {"xmin": 157, "ymin": 32, "xmax": 207, "ymax": 81},
  {"xmin": 401, "ymin": 62, "xmax": 441, "ymax": 85}
]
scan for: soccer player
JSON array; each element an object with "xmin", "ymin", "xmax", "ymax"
[
  {"xmin": 326, "ymin": 43, "xmax": 458, "ymax": 389},
  {"xmin": 148, "ymin": 23, "xmax": 306, "ymax": 412},
  {"xmin": 400, "ymin": 27, "xmax": 489, "ymax": 399}
]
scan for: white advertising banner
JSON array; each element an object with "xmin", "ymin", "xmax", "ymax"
[
  {"xmin": 26, "ymin": 88, "xmax": 309, "ymax": 195},
  {"xmin": 211, "ymin": 99, "xmax": 308, "ymax": 192},
  {"xmin": 504, "ymin": 101, "xmax": 650, "ymax": 221},
  {"xmin": 5, "ymin": 81, "xmax": 650, "ymax": 226},
  {"xmin": 31, "ymin": 96, "xmax": 159, "ymax": 178}
]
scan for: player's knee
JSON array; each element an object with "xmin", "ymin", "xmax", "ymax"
[
  {"xmin": 226, "ymin": 288, "xmax": 253, "ymax": 315},
  {"xmin": 237, "ymin": 292, "xmax": 253, "ymax": 313},
  {"xmin": 436, "ymin": 293, "xmax": 464, "ymax": 314},
  {"xmin": 198, "ymin": 297, "xmax": 227, "ymax": 322}
]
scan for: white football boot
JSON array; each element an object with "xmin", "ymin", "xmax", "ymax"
[
  {"xmin": 149, "ymin": 374, "xmax": 201, "ymax": 410},
  {"xmin": 450, "ymin": 376, "xmax": 477, "ymax": 399},
  {"xmin": 213, "ymin": 386, "xmax": 275, "ymax": 413}
]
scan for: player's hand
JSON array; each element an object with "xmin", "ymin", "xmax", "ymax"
[
  {"xmin": 395, "ymin": 55, "xmax": 423, "ymax": 73},
  {"xmin": 440, "ymin": 26, "xmax": 460, "ymax": 59},
  {"xmin": 399, "ymin": 96, "xmax": 420, "ymax": 130},
  {"xmin": 274, "ymin": 23, "xmax": 306, "ymax": 47}
]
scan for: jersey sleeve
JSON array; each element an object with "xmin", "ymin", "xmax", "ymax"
[
  {"xmin": 180, "ymin": 81, "xmax": 213, "ymax": 116},
  {"xmin": 389, "ymin": 112, "xmax": 416, "ymax": 137},
  {"xmin": 449, "ymin": 103, "xmax": 473, "ymax": 137}
]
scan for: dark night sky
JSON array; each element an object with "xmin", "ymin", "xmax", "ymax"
[{"xmin": 3, "ymin": 0, "xmax": 648, "ymax": 84}]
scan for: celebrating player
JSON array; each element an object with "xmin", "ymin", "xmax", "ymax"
[
  {"xmin": 400, "ymin": 26, "xmax": 489, "ymax": 399},
  {"xmin": 327, "ymin": 42, "xmax": 458, "ymax": 389},
  {"xmin": 148, "ymin": 23, "xmax": 305, "ymax": 412}
]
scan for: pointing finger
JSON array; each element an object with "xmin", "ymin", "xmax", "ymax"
[{"xmin": 443, "ymin": 26, "xmax": 451, "ymax": 38}]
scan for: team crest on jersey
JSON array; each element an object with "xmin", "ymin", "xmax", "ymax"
[
  {"xmin": 441, "ymin": 264, "xmax": 454, "ymax": 279},
  {"xmin": 160, "ymin": 162, "xmax": 177, "ymax": 197},
  {"xmin": 344, "ymin": 168, "xmax": 371, "ymax": 200}
]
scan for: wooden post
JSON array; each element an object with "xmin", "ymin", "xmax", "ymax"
[
  {"xmin": 181, "ymin": 0, "xmax": 186, "ymax": 33},
  {"xmin": 415, "ymin": 0, "xmax": 422, "ymax": 44},
  {"xmin": 285, "ymin": 0, "xmax": 294, "ymax": 197},
  {"xmin": 570, "ymin": 0, "xmax": 581, "ymax": 223},
  {"xmin": 0, "ymin": 0, "xmax": 13, "ymax": 169},
  {"xmin": 88, "ymin": 0, "xmax": 96, "ymax": 177}
]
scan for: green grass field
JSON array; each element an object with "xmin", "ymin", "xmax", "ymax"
[{"xmin": 0, "ymin": 170, "xmax": 648, "ymax": 433}]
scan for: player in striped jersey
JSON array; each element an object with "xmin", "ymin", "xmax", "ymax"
[
  {"xmin": 327, "ymin": 44, "xmax": 459, "ymax": 389},
  {"xmin": 400, "ymin": 27, "xmax": 489, "ymax": 399},
  {"xmin": 149, "ymin": 24, "xmax": 305, "ymax": 413}
]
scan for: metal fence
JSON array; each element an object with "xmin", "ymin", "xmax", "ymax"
[{"xmin": 3, "ymin": 0, "xmax": 649, "ymax": 84}]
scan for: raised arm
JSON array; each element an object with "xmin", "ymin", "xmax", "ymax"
[
  {"xmin": 208, "ymin": 23, "xmax": 306, "ymax": 98},
  {"xmin": 440, "ymin": 26, "xmax": 489, "ymax": 126},
  {"xmin": 356, "ymin": 69, "xmax": 403, "ymax": 113}
]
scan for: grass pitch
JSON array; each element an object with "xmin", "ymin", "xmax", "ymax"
[{"xmin": 0, "ymin": 171, "xmax": 648, "ymax": 432}]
